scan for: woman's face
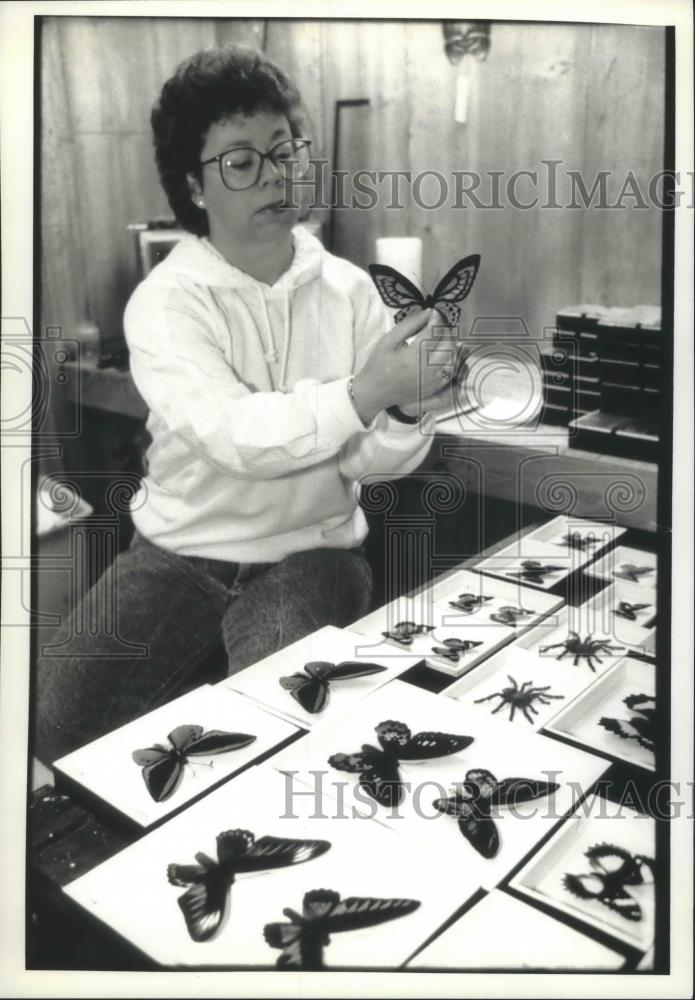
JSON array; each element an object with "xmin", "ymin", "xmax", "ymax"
[{"xmin": 194, "ymin": 108, "xmax": 300, "ymax": 248}]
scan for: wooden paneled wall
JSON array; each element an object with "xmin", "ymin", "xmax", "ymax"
[{"xmin": 40, "ymin": 17, "xmax": 665, "ymax": 354}]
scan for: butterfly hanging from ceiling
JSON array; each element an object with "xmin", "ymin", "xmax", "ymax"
[
  {"xmin": 132, "ymin": 724, "xmax": 257, "ymax": 802},
  {"xmin": 263, "ymin": 888, "xmax": 421, "ymax": 969},
  {"xmin": 432, "ymin": 768, "xmax": 560, "ymax": 858},
  {"xmin": 563, "ymin": 843, "xmax": 655, "ymax": 921},
  {"xmin": 278, "ymin": 660, "xmax": 387, "ymax": 714},
  {"xmin": 368, "ymin": 254, "xmax": 481, "ymax": 327},
  {"xmin": 167, "ymin": 829, "xmax": 331, "ymax": 942},
  {"xmin": 328, "ymin": 719, "xmax": 473, "ymax": 808}
]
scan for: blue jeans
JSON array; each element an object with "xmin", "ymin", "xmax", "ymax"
[{"xmin": 33, "ymin": 532, "xmax": 373, "ymax": 764}]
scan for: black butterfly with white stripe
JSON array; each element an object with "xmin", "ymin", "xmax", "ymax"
[
  {"xmin": 263, "ymin": 889, "xmax": 420, "ymax": 969},
  {"xmin": 167, "ymin": 829, "xmax": 331, "ymax": 942}
]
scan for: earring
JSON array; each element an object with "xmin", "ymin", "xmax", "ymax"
[{"xmin": 196, "ymin": 197, "xmax": 205, "ymax": 209}]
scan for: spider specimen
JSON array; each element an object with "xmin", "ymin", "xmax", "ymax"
[
  {"xmin": 538, "ymin": 631, "xmax": 624, "ymax": 672},
  {"xmin": 612, "ymin": 600, "xmax": 651, "ymax": 622},
  {"xmin": 613, "ymin": 563, "xmax": 655, "ymax": 583},
  {"xmin": 489, "ymin": 605, "xmax": 536, "ymax": 627},
  {"xmin": 556, "ymin": 531, "xmax": 599, "ymax": 551},
  {"xmin": 448, "ymin": 592, "xmax": 492, "ymax": 614},
  {"xmin": 505, "ymin": 560, "xmax": 565, "ymax": 585},
  {"xmin": 431, "ymin": 638, "xmax": 483, "ymax": 662},
  {"xmin": 474, "ymin": 675, "xmax": 565, "ymax": 723},
  {"xmin": 381, "ymin": 621, "xmax": 434, "ymax": 646}
]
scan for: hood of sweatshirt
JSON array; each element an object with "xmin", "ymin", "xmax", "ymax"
[
  {"xmin": 151, "ymin": 224, "xmax": 323, "ymax": 290},
  {"xmin": 145, "ymin": 225, "xmax": 323, "ymax": 391}
]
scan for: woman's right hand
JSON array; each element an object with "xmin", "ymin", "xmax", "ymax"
[{"xmin": 351, "ymin": 309, "xmax": 462, "ymax": 424}]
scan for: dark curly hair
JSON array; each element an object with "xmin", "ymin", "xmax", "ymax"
[{"xmin": 151, "ymin": 45, "xmax": 307, "ymax": 235}]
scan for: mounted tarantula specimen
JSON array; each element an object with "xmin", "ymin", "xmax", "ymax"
[
  {"xmin": 474, "ymin": 675, "xmax": 565, "ymax": 723},
  {"xmin": 613, "ymin": 563, "xmax": 655, "ymax": 584},
  {"xmin": 556, "ymin": 531, "xmax": 599, "ymax": 551},
  {"xmin": 612, "ymin": 600, "xmax": 652, "ymax": 622},
  {"xmin": 431, "ymin": 638, "xmax": 483, "ymax": 662},
  {"xmin": 381, "ymin": 621, "xmax": 434, "ymax": 646},
  {"xmin": 505, "ymin": 560, "xmax": 565, "ymax": 585},
  {"xmin": 538, "ymin": 631, "xmax": 624, "ymax": 672},
  {"xmin": 448, "ymin": 592, "xmax": 492, "ymax": 614},
  {"xmin": 489, "ymin": 605, "xmax": 536, "ymax": 627}
]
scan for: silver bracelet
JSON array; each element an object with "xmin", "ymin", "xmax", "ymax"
[{"xmin": 347, "ymin": 376, "xmax": 370, "ymax": 428}]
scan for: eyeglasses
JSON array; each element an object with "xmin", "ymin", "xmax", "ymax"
[{"xmin": 200, "ymin": 137, "xmax": 312, "ymax": 191}]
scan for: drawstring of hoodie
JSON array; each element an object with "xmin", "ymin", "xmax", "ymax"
[
  {"xmin": 256, "ymin": 290, "xmax": 279, "ymax": 366},
  {"xmin": 256, "ymin": 279, "xmax": 292, "ymax": 392},
  {"xmin": 279, "ymin": 279, "xmax": 292, "ymax": 392}
]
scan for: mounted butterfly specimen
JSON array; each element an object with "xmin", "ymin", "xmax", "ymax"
[
  {"xmin": 431, "ymin": 637, "xmax": 483, "ymax": 662},
  {"xmin": 167, "ymin": 829, "xmax": 331, "ymax": 942},
  {"xmin": 263, "ymin": 889, "xmax": 421, "ymax": 969},
  {"xmin": 613, "ymin": 600, "xmax": 652, "ymax": 622},
  {"xmin": 432, "ymin": 768, "xmax": 560, "ymax": 858},
  {"xmin": 613, "ymin": 563, "xmax": 655, "ymax": 584},
  {"xmin": 132, "ymin": 725, "xmax": 257, "ymax": 802},
  {"xmin": 279, "ymin": 661, "xmax": 387, "ymax": 714},
  {"xmin": 328, "ymin": 719, "xmax": 474, "ymax": 808},
  {"xmin": 448, "ymin": 592, "xmax": 492, "ymax": 614},
  {"xmin": 563, "ymin": 843, "xmax": 655, "ymax": 921},
  {"xmin": 489, "ymin": 605, "xmax": 536, "ymax": 627},
  {"xmin": 381, "ymin": 621, "xmax": 435, "ymax": 646},
  {"xmin": 556, "ymin": 531, "xmax": 599, "ymax": 552},
  {"xmin": 368, "ymin": 254, "xmax": 481, "ymax": 327},
  {"xmin": 598, "ymin": 693, "xmax": 656, "ymax": 753},
  {"xmin": 505, "ymin": 560, "xmax": 566, "ymax": 585}
]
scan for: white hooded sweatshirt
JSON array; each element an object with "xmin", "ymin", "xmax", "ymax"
[{"xmin": 124, "ymin": 225, "xmax": 435, "ymax": 562}]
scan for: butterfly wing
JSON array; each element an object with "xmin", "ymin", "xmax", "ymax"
[
  {"xmin": 329, "ymin": 747, "xmax": 403, "ymax": 808},
  {"xmin": 432, "ymin": 789, "xmax": 499, "ymax": 858},
  {"xmin": 176, "ymin": 873, "xmax": 229, "ymax": 942},
  {"xmin": 598, "ymin": 716, "xmax": 640, "ymax": 743},
  {"xmin": 398, "ymin": 731, "xmax": 474, "ymax": 761},
  {"xmin": 321, "ymin": 661, "xmax": 389, "ymax": 682},
  {"xmin": 236, "ymin": 835, "xmax": 332, "ymax": 873},
  {"xmin": 166, "ymin": 860, "xmax": 210, "ymax": 887},
  {"xmin": 186, "ymin": 730, "xmax": 257, "ymax": 756},
  {"xmin": 491, "ymin": 776, "xmax": 560, "ymax": 806},
  {"xmin": 322, "ymin": 895, "xmax": 421, "ymax": 934},
  {"xmin": 430, "ymin": 254, "xmax": 481, "ymax": 326},
  {"xmin": 167, "ymin": 725, "xmax": 205, "ymax": 752},
  {"xmin": 279, "ymin": 671, "xmax": 327, "ymax": 713},
  {"xmin": 367, "ymin": 264, "xmax": 426, "ymax": 322},
  {"xmin": 139, "ymin": 754, "xmax": 182, "ymax": 802},
  {"xmin": 263, "ymin": 920, "xmax": 307, "ymax": 969}
]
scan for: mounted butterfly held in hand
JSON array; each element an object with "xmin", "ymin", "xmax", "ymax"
[{"xmin": 368, "ymin": 254, "xmax": 481, "ymax": 328}]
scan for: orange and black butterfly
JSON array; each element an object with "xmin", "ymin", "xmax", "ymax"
[{"xmin": 368, "ymin": 254, "xmax": 481, "ymax": 327}]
